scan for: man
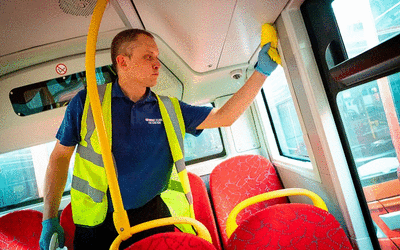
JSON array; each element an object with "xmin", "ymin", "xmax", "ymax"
[{"xmin": 40, "ymin": 29, "xmax": 278, "ymax": 250}]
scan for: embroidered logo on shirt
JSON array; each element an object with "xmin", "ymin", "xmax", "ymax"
[{"xmin": 145, "ymin": 118, "xmax": 162, "ymax": 124}]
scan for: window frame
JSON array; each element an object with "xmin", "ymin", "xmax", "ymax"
[
  {"xmin": 255, "ymin": 88, "xmax": 320, "ymax": 182},
  {"xmin": 253, "ymin": 27, "xmax": 322, "ymax": 182},
  {"xmin": 301, "ymin": 0, "xmax": 400, "ymax": 248}
]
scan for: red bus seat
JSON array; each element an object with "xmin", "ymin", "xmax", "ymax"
[
  {"xmin": 127, "ymin": 232, "xmax": 216, "ymax": 249},
  {"xmin": 226, "ymin": 203, "xmax": 353, "ymax": 250},
  {"xmin": 0, "ymin": 209, "xmax": 43, "ymax": 250},
  {"xmin": 61, "ymin": 172, "xmax": 221, "ymax": 250},
  {"xmin": 188, "ymin": 172, "xmax": 222, "ymax": 250},
  {"xmin": 210, "ymin": 155, "xmax": 288, "ymax": 248}
]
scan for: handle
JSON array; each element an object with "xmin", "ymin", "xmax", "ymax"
[
  {"xmin": 49, "ymin": 233, "xmax": 68, "ymax": 250},
  {"xmin": 226, "ymin": 188, "xmax": 328, "ymax": 238}
]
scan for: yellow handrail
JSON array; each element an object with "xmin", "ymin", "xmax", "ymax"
[
  {"xmin": 110, "ymin": 217, "xmax": 212, "ymax": 249},
  {"xmin": 86, "ymin": 2, "xmax": 212, "ymax": 249},
  {"xmin": 85, "ymin": 0, "xmax": 131, "ymax": 242},
  {"xmin": 225, "ymin": 188, "xmax": 328, "ymax": 238}
]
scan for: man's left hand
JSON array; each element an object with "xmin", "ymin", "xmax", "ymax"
[{"xmin": 255, "ymin": 43, "xmax": 278, "ymax": 76}]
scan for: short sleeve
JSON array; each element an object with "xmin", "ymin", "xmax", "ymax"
[
  {"xmin": 56, "ymin": 90, "xmax": 86, "ymax": 146},
  {"xmin": 179, "ymin": 101, "xmax": 213, "ymax": 136}
]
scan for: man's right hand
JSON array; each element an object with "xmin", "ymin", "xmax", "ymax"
[{"xmin": 39, "ymin": 218, "xmax": 65, "ymax": 250}]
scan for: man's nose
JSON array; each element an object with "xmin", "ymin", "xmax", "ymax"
[{"xmin": 153, "ymin": 59, "xmax": 161, "ymax": 70}]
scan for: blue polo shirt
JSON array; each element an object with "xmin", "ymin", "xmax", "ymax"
[{"xmin": 56, "ymin": 81, "xmax": 212, "ymax": 211}]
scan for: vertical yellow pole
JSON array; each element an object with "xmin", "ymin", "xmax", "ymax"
[{"xmin": 85, "ymin": 0, "xmax": 131, "ymax": 242}]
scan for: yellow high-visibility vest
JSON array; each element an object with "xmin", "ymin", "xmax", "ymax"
[{"xmin": 70, "ymin": 83, "xmax": 195, "ymax": 234}]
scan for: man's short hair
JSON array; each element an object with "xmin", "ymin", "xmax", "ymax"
[{"xmin": 111, "ymin": 29, "xmax": 154, "ymax": 72}]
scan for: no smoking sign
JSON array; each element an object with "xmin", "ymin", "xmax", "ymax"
[{"xmin": 56, "ymin": 63, "xmax": 67, "ymax": 75}]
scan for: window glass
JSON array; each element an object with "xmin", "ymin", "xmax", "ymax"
[
  {"xmin": 263, "ymin": 66, "xmax": 309, "ymax": 161},
  {"xmin": 332, "ymin": 0, "xmax": 400, "ymax": 58},
  {"xmin": 10, "ymin": 65, "xmax": 117, "ymax": 116},
  {"xmin": 337, "ymin": 72, "xmax": 399, "ymax": 186},
  {"xmin": 0, "ymin": 117, "xmax": 225, "ymax": 211},
  {"xmin": 184, "ymin": 104, "xmax": 225, "ymax": 164},
  {"xmin": 0, "ymin": 141, "xmax": 74, "ymax": 211}
]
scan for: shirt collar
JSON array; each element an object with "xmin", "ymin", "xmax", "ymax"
[{"xmin": 112, "ymin": 79, "xmax": 157, "ymax": 104}]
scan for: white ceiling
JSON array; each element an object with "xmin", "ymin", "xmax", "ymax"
[
  {"xmin": 0, "ymin": 0, "xmax": 289, "ymax": 75},
  {"xmin": 0, "ymin": 0, "xmax": 126, "ymax": 57}
]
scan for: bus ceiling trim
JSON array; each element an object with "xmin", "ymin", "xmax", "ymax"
[{"xmin": 0, "ymin": 29, "xmax": 124, "ymax": 78}]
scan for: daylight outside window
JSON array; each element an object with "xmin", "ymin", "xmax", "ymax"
[
  {"xmin": 184, "ymin": 103, "xmax": 225, "ymax": 164},
  {"xmin": 0, "ymin": 141, "xmax": 74, "ymax": 211},
  {"xmin": 263, "ymin": 66, "xmax": 309, "ymax": 161},
  {"xmin": 0, "ymin": 119, "xmax": 225, "ymax": 211},
  {"xmin": 332, "ymin": 0, "xmax": 400, "ymax": 58}
]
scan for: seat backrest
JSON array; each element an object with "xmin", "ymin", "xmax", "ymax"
[
  {"xmin": 227, "ymin": 203, "xmax": 353, "ymax": 250},
  {"xmin": 210, "ymin": 155, "xmax": 288, "ymax": 248},
  {"xmin": 0, "ymin": 209, "xmax": 43, "ymax": 250},
  {"xmin": 60, "ymin": 202, "xmax": 75, "ymax": 250},
  {"xmin": 188, "ymin": 172, "xmax": 222, "ymax": 250},
  {"xmin": 127, "ymin": 232, "xmax": 216, "ymax": 249}
]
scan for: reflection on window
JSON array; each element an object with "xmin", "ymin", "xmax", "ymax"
[
  {"xmin": 0, "ymin": 141, "xmax": 74, "ymax": 211},
  {"xmin": 333, "ymin": 0, "xmax": 400, "ymax": 58},
  {"xmin": 10, "ymin": 65, "xmax": 117, "ymax": 116},
  {"xmin": 337, "ymin": 72, "xmax": 400, "ymax": 186},
  {"xmin": 184, "ymin": 104, "xmax": 225, "ymax": 164},
  {"xmin": 263, "ymin": 66, "xmax": 309, "ymax": 161}
]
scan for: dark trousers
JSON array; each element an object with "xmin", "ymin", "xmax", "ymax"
[{"xmin": 73, "ymin": 195, "xmax": 175, "ymax": 250}]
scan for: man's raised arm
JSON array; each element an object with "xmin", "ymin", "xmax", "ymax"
[{"xmin": 197, "ymin": 43, "xmax": 279, "ymax": 129}]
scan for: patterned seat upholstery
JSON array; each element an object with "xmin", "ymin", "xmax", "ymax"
[
  {"xmin": 0, "ymin": 209, "xmax": 43, "ymax": 250},
  {"xmin": 227, "ymin": 203, "xmax": 353, "ymax": 250},
  {"xmin": 188, "ymin": 172, "xmax": 222, "ymax": 250},
  {"xmin": 210, "ymin": 155, "xmax": 288, "ymax": 248},
  {"xmin": 127, "ymin": 232, "xmax": 216, "ymax": 249}
]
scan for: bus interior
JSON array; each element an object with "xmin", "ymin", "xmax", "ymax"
[{"xmin": 0, "ymin": 0, "xmax": 399, "ymax": 249}]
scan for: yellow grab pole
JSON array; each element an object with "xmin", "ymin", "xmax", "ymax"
[
  {"xmin": 226, "ymin": 188, "xmax": 328, "ymax": 238},
  {"xmin": 86, "ymin": 0, "xmax": 131, "ymax": 241},
  {"xmin": 111, "ymin": 217, "xmax": 213, "ymax": 249}
]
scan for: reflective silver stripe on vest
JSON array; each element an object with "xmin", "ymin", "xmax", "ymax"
[
  {"xmin": 86, "ymin": 84, "xmax": 107, "ymax": 138},
  {"xmin": 175, "ymin": 158, "xmax": 186, "ymax": 173},
  {"xmin": 159, "ymin": 96, "xmax": 193, "ymax": 205},
  {"xmin": 77, "ymin": 84, "xmax": 108, "ymax": 167},
  {"xmin": 185, "ymin": 191, "xmax": 193, "ymax": 204},
  {"xmin": 72, "ymin": 175, "xmax": 105, "ymax": 203},
  {"xmin": 76, "ymin": 146, "xmax": 104, "ymax": 167},
  {"xmin": 159, "ymin": 96, "xmax": 185, "ymax": 159},
  {"xmin": 73, "ymin": 84, "xmax": 112, "ymax": 201}
]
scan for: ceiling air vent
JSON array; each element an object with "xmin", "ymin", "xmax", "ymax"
[{"xmin": 59, "ymin": 0, "xmax": 96, "ymax": 17}]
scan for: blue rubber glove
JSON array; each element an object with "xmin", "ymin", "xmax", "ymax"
[
  {"xmin": 255, "ymin": 43, "xmax": 278, "ymax": 76},
  {"xmin": 39, "ymin": 218, "xmax": 65, "ymax": 250}
]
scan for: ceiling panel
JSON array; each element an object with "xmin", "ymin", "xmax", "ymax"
[
  {"xmin": 133, "ymin": 0, "xmax": 237, "ymax": 73},
  {"xmin": 0, "ymin": 0, "xmax": 127, "ymax": 57},
  {"xmin": 218, "ymin": 0, "xmax": 289, "ymax": 68}
]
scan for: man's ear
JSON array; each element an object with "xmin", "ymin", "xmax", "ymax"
[{"xmin": 116, "ymin": 54, "xmax": 127, "ymax": 70}]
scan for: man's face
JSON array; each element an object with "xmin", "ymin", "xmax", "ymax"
[{"xmin": 121, "ymin": 34, "xmax": 161, "ymax": 87}]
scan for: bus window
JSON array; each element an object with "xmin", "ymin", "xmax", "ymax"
[
  {"xmin": 9, "ymin": 65, "xmax": 116, "ymax": 116},
  {"xmin": 332, "ymin": 0, "xmax": 400, "ymax": 58},
  {"xmin": 184, "ymin": 103, "xmax": 226, "ymax": 165},
  {"xmin": 302, "ymin": 0, "xmax": 400, "ymax": 247},
  {"xmin": 0, "ymin": 141, "xmax": 74, "ymax": 212},
  {"xmin": 337, "ymin": 74, "xmax": 399, "ymax": 183},
  {"xmin": 337, "ymin": 72, "xmax": 400, "ymax": 249},
  {"xmin": 262, "ymin": 66, "xmax": 310, "ymax": 161},
  {"xmin": 332, "ymin": 1, "xmax": 400, "ymax": 246}
]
